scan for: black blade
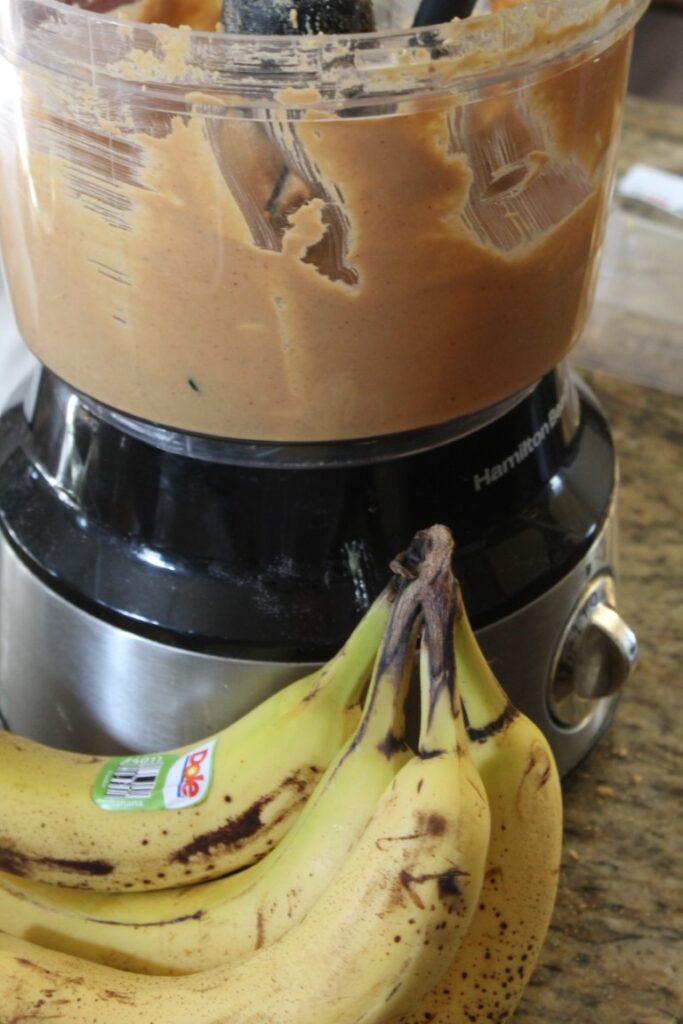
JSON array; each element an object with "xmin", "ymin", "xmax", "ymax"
[
  {"xmin": 412, "ymin": 0, "xmax": 478, "ymax": 26},
  {"xmin": 221, "ymin": 0, "xmax": 375, "ymax": 35}
]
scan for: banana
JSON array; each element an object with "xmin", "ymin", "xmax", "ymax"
[
  {"xmin": 399, "ymin": 588, "xmax": 563, "ymax": 1024},
  {"xmin": 0, "ymin": 524, "xmax": 491, "ymax": 1024},
  {"xmin": 0, "ymin": 588, "xmax": 393, "ymax": 893},
  {"xmin": 0, "ymin": 584, "xmax": 416, "ymax": 974}
]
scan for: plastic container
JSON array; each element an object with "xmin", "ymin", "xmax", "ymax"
[{"xmin": 0, "ymin": 0, "xmax": 647, "ymax": 442}]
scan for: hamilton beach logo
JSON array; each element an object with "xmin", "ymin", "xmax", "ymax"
[{"xmin": 473, "ymin": 387, "xmax": 569, "ymax": 493}]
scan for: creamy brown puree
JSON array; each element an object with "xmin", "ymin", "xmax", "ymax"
[{"xmin": 0, "ymin": 0, "xmax": 632, "ymax": 440}]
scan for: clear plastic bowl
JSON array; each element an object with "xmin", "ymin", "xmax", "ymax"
[{"xmin": 0, "ymin": 0, "xmax": 647, "ymax": 442}]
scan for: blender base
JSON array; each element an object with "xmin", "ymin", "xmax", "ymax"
[
  {"xmin": 0, "ymin": 368, "xmax": 637, "ymax": 774},
  {"xmin": 0, "ymin": 501, "xmax": 626, "ymax": 776}
]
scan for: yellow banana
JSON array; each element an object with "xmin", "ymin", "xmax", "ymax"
[
  {"xmin": 0, "ymin": 585, "xmax": 415, "ymax": 974},
  {"xmin": 0, "ymin": 588, "xmax": 393, "ymax": 892},
  {"xmin": 400, "ymin": 588, "xmax": 563, "ymax": 1024},
  {"xmin": 0, "ymin": 524, "xmax": 491, "ymax": 1024}
]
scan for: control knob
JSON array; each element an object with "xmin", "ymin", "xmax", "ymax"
[{"xmin": 549, "ymin": 574, "xmax": 637, "ymax": 728}]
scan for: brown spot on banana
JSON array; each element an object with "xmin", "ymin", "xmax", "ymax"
[
  {"xmin": 463, "ymin": 701, "xmax": 519, "ymax": 744},
  {"xmin": 13, "ymin": 956, "xmax": 84, "ymax": 988},
  {"xmin": 384, "ymin": 980, "xmax": 403, "ymax": 1004},
  {"xmin": 485, "ymin": 865, "xmax": 504, "ymax": 888},
  {"xmin": 102, "ymin": 989, "xmax": 136, "ymax": 1004},
  {"xmin": 0, "ymin": 846, "xmax": 28, "ymax": 878},
  {"xmin": 375, "ymin": 813, "xmax": 447, "ymax": 850},
  {"xmin": 436, "ymin": 867, "xmax": 468, "ymax": 900},
  {"xmin": 255, "ymin": 910, "xmax": 266, "ymax": 950},
  {"xmin": 39, "ymin": 855, "xmax": 114, "ymax": 877},
  {"xmin": 518, "ymin": 742, "xmax": 553, "ymax": 813},
  {"xmin": 426, "ymin": 814, "xmax": 447, "ymax": 836},
  {"xmin": 170, "ymin": 768, "xmax": 316, "ymax": 865},
  {"xmin": 0, "ymin": 846, "xmax": 114, "ymax": 879},
  {"xmin": 399, "ymin": 866, "xmax": 468, "ymax": 910},
  {"xmin": 83, "ymin": 909, "xmax": 206, "ymax": 928},
  {"xmin": 376, "ymin": 732, "xmax": 410, "ymax": 759}
]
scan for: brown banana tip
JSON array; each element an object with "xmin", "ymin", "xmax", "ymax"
[
  {"xmin": 389, "ymin": 528, "xmax": 430, "ymax": 581},
  {"xmin": 389, "ymin": 524, "xmax": 455, "ymax": 586}
]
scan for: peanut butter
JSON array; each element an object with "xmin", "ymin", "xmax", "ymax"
[{"xmin": 0, "ymin": 0, "xmax": 635, "ymax": 441}]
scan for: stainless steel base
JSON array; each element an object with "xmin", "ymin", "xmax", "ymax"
[
  {"xmin": 0, "ymin": 534, "xmax": 311, "ymax": 755},
  {"xmin": 476, "ymin": 509, "xmax": 636, "ymax": 776},
  {"xmin": 0, "ymin": 502, "xmax": 636, "ymax": 775}
]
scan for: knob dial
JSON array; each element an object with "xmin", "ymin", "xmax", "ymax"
[{"xmin": 549, "ymin": 574, "xmax": 638, "ymax": 728}]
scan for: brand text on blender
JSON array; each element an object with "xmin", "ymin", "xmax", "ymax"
[{"xmin": 473, "ymin": 389, "xmax": 568, "ymax": 492}]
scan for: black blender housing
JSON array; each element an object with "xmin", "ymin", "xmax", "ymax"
[{"xmin": 0, "ymin": 367, "xmax": 614, "ymax": 662}]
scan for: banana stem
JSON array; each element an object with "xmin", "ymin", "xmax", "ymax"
[
  {"xmin": 350, "ymin": 594, "xmax": 420, "ymax": 753},
  {"xmin": 390, "ymin": 525, "xmax": 466, "ymax": 759},
  {"xmin": 349, "ymin": 526, "xmax": 465, "ymax": 755}
]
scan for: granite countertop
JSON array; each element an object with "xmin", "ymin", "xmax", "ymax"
[{"xmin": 514, "ymin": 97, "xmax": 683, "ymax": 1024}]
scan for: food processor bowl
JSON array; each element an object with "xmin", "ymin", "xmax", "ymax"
[{"xmin": 0, "ymin": 0, "xmax": 647, "ymax": 443}]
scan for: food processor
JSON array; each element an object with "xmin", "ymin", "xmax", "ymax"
[{"xmin": 0, "ymin": 0, "xmax": 643, "ymax": 776}]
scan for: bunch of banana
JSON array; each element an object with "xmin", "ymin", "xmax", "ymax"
[
  {"xmin": 0, "ymin": 576, "xmax": 418, "ymax": 973},
  {"xmin": 0, "ymin": 524, "xmax": 493, "ymax": 1023},
  {"xmin": 0, "ymin": 524, "xmax": 563, "ymax": 1024},
  {"xmin": 0, "ymin": 587, "xmax": 393, "ymax": 892}
]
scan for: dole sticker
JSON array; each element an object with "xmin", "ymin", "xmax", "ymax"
[
  {"xmin": 92, "ymin": 740, "xmax": 217, "ymax": 811},
  {"xmin": 163, "ymin": 740, "xmax": 217, "ymax": 809}
]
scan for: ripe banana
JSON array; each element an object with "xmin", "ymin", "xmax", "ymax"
[
  {"xmin": 400, "ymin": 588, "xmax": 563, "ymax": 1024},
  {"xmin": 0, "ymin": 585, "xmax": 416, "ymax": 974},
  {"xmin": 0, "ymin": 587, "xmax": 393, "ymax": 893},
  {"xmin": 0, "ymin": 524, "xmax": 491, "ymax": 1024}
]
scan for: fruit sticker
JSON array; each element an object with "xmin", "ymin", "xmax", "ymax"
[
  {"xmin": 163, "ymin": 744, "xmax": 215, "ymax": 809},
  {"xmin": 92, "ymin": 740, "xmax": 217, "ymax": 811}
]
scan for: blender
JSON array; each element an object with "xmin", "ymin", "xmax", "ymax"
[{"xmin": 0, "ymin": 0, "xmax": 643, "ymax": 775}]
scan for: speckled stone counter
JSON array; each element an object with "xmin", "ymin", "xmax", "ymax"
[{"xmin": 514, "ymin": 97, "xmax": 683, "ymax": 1024}]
